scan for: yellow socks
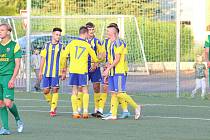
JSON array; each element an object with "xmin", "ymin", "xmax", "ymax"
[
  {"xmin": 94, "ymin": 93, "xmax": 101, "ymax": 112},
  {"xmin": 71, "ymin": 94, "xmax": 78, "ymax": 114},
  {"xmin": 44, "ymin": 93, "xmax": 52, "ymax": 105},
  {"xmin": 51, "ymin": 93, "xmax": 59, "ymax": 112},
  {"xmin": 111, "ymin": 94, "xmax": 119, "ymax": 117},
  {"xmin": 77, "ymin": 92, "xmax": 83, "ymax": 113},
  {"xmin": 118, "ymin": 98, "xmax": 128, "ymax": 112},
  {"xmin": 83, "ymin": 93, "xmax": 89, "ymax": 114},
  {"xmin": 117, "ymin": 93, "xmax": 138, "ymax": 109},
  {"xmin": 98, "ymin": 93, "xmax": 107, "ymax": 113}
]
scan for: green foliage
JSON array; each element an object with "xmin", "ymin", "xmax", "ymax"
[
  {"xmin": 0, "ymin": 0, "xmax": 26, "ymax": 15},
  {"xmin": 139, "ymin": 17, "xmax": 194, "ymax": 62}
]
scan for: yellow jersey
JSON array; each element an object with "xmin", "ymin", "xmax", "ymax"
[
  {"xmin": 63, "ymin": 37, "xmax": 99, "ymax": 74},
  {"xmin": 40, "ymin": 42, "xmax": 64, "ymax": 77},
  {"xmin": 87, "ymin": 37, "xmax": 105, "ymax": 68},
  {"xmin": 108, "ymin": 39, "xmax": 127, "ymax": 76}
]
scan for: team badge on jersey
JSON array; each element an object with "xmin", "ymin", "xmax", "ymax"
[{"xmin": 6, "ymin": 48, "xmax": 10, "ymax": 52}]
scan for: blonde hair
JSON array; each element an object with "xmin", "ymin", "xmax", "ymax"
[{"xmin": 0, "ymin": 23, "xmax": 12, "ymax": 32}]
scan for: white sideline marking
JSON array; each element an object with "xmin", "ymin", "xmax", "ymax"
[
  {"xmin": 19, "ymin": 109, "xmax": 210, "ymax": 121},
  {"xmin": 144, "ymin": 116, "xmax": 210, "ymax": 121},
  {"xmin": 144, "ymin": 104, "xmax": 210, "ymax": 109},
  {"xmin": 16, "ymin": 98, "xmax": 210, "ymax": 109}
]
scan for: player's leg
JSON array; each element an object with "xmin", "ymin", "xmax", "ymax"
[
  {"xmin": 91, "ymin": 68, "xmax": 102, "ymax": 116},
  {"xmin": 118, "ymin": 98, "xmax": 130, "ymax": 119},
  {"xmin": 118, "ymin": 73, "xmax": 130, "ymax": 119},
  {"xmin": 1, "ymin": 75, "xmax": 23, "ymax": 134},
  {"xmin": 0, "ymin": 83, "xmax": 10, "ymax": 135},
  {"xmin": 42, "ymin": 76, "xmax": 52, "ymax": 105},
  {"xmin": 77, "ymin": 87, "xmax": 83, "ymax": 114},
  {"xmin": 97, "ymin": 83, "xmax": 108, "ymax": 117},
  {"xmin": 115, "ymin": 74, "xmax": 142, "ymax": 120},
  {"xmin": 69, "ymin": 73, "xmax": 80, "ymax": 118},
  {"xmin": 49, "ymin": 77, "xmax": 60, "ymax": 117},
  {"xmin": 102, "ymin": 76, "xmax": 118, "ymax": 120},
  {"xmin": 79, "ymin": 74, "xmax": 89, "ymax": 119},
  {"xmin": 93, "ymin": 82, "xmax": 100, "ymax": 110}
]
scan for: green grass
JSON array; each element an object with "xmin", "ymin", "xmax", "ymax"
[{"xmin": 1, "ymin": 92, "xmax": 210, "ymax": 140}]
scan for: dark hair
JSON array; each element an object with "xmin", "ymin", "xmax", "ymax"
[
  {"xmin": 79, "ymin": 26, "xmax": 88, "ymax": 34},
  {"xmin": 109, "ymin": 23, "xmax": 118, "ymax": 28},
  {"xmin": 107, "ymin": 23, "xmax": 119, "ymax": 33},
  {"xmin": 0, "ymin": 23, "xmax": 12, "ymax": 32},
  {"xmin": 86, "ymin": 22, "xmax": 95, "ymax": 28},
  {"xmin": 53, "ymin": 27, "xmax": 62, "ymax": 32}
]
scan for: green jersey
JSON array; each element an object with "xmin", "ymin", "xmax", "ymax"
[
  {"xmin": 204, "ymin": 35, "xmax": 210, "ymax": 60},
  {"xmin": 193, "ymin": 63, "xmax": 206, "ymax": 79},
  {"xmin": 0, "ymin": 40, "xmax": 22, "ymax": 76}
]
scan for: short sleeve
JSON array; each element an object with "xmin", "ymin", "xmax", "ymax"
[
  {"xmin": 14, "ymin": 44, "xmax": 22, "ymax": 58},
  {"xmin": 115, "ymin": 44, "xmax": 124, "ymax": 55},
  {"xmin": 40, "ymin": 44, "xmax": 47, "ymax": 57}
]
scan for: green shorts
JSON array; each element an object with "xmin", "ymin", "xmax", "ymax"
[{"xmin": 0, "ymin": 75, "xmax": 14, "ymax": 101}]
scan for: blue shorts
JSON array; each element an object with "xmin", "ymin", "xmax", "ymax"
[
  {"xmin": 88, "ymin": 68, "xmax": 102, "ymax": 83},
  {"xmin": 41, "ymin": 76, "xmax": 60, "ymax": 89},
  {"xmin": 69, "ymin": 73, "xmax": 88, "ymax": 86},
  {"xmin": 108, "ymin": 74, "xmax": 126, "ymax": 92}
]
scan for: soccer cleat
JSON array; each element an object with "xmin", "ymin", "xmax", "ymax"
[
  {"xmin": 102, "ymin": 115, "xmax": 117, "ymax": 120},
  {"xmin": 82, "ymin": 113, "xmax": 89, "ymax": 119},
  {"xmin": 101, "ymin": 112, "xmax": 112, "ymax": 118},
  {"xmin": 50, "ymin": 108, "xmax": 57, "ymax": 117},
  {"xmin": 135, "ymin": 105, "xmax": 142, "ymax": 120},
  {"xmin": 72, "ymin": 114, "xmax": 81, "ymax": 119},
  {"xmin": 50, "ymin": 111, "xmax": 56, "ymax": 117},
  {"xmin": 119, "ymin": 112, "xmax": 131, "ymax": 119},
  {"xmin": 17, "ymin": 120, "xmax": 24, "ymax": 133},
  {"xmin": 91, "ymin": 112, "xmax": 98, "ymax": 117},
  {"xmin": 95, "ymin": 111, "xmax": 103, "ymax": 118},
  {"xmin": 0, "ymin": 128, "xmax": 11, "ymax": 135}
]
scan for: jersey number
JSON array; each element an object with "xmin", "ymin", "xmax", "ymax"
[{"xmin": 75, "ymin": 46, "xmax": 86, "ymax": 59}]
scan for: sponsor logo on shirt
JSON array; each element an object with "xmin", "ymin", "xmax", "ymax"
[{"xmin": 6, "ymin": 48, "xmax": 10, "ymax": 52}]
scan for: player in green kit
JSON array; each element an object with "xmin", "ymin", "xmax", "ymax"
[{"xmin": 0, "ymin": 23, "xmax": 24, "ymax": 135}]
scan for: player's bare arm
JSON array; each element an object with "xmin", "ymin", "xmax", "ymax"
[
  {"xmin": 39, "ymin": 57, "xmax": 45, "ymax": 81},
  {"xmin": 103, "ymin": 54, "xmax": 120, "ymax": 77},
  {"xmin": 8, "ymin": 58, "xmax": 21, "ymax": 89}
]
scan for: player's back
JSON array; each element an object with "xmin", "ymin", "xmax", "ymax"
[{"xmin": 65, "ymin": 38, "xmax": 95, "ymax": 74}]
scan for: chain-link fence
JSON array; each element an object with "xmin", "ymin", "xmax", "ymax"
[{"xmin": 1, "ymin": 0, "xmax": 208, "ymax": 96}]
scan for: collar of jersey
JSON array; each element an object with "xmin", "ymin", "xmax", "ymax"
[
  {"xmin": 0, "ymin": 39, "xmax": 11, "ymax": 46},
  {"xmin": 77, "ymin": 37, "xmax": 86, "ymax": 42}
]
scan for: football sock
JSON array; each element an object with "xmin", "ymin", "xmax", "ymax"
[
  {"xmin": 0, "ymin": 106, "xmax": 9, "ymax": 130},
  {"xmin": 111, "ymin": 94, "xmax": 119, "ymax": 117},
  {"xmin": 94, "ymin": 93, "xmax": 100, "ymax": 112},
  {"xmin": 77, "ymin": 92, "xmax": 83, "ymax": 113},
  {"xmin": 51, "ymin": 93, "xmax": 59, "ymax": 112},
  {"xmin": 71, "ymin": 94, "xmax": 78, "ymax": 114},
  {"xmin": 8, "ymin": 103, "xmax": 20, "ymax": 121},
  {"xmin": 117, "ymin": 93, "xmax": 138, "ymax": 109},
  {"xmin": 44, "ymin": 93, "xmax": 52, "ymax": 105},
  {"xmin": 83, "ymin": 93, "xmax": 89, "ymax": 114},
  {"xmin": 98, "ymin": 93, "xmax": 107, "ymax": 113},
  {"xmin": 118, "ymin": 98, "xmax": 128, "ymax": 112}
]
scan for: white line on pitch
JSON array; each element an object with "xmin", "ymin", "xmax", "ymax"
[
  {"xmin": 19, "ymin": 109, "xmax": 210, "ymax": 121},
  {"xmin": 16, "ymin": 98, "xmax": 210, "ymax": 109}
]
